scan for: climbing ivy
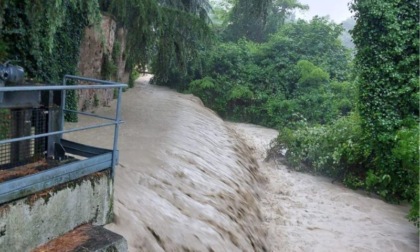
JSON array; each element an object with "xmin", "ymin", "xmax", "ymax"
[
  {"xmin": 2, "ymin": 0, "xmax": 213, "ymax": 116},
  {"xmin": 0, "ymin": 0, "xmax": 100, "ymax": 121},
  {"xmin": 351, "ymin": 0, "xmax": 419, "ymax": 225}
]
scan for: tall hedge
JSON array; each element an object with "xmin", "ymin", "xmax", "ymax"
[{"xmin": 351, "ymin": 0, "xmax": 419, "ymax": 202}]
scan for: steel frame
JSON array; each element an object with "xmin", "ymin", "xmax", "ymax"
[{"xmin": 0, "ymin": 75, "xmax": 127, "ymax": 205}]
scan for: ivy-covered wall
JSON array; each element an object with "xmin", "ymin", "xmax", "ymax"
[
  {"xmin": 0, "ymin": 1, "xmax": 130, "ymax": 119},
  {"xmin": 0, "ymin": 0, "xmax": 101, "ymax": 121}
]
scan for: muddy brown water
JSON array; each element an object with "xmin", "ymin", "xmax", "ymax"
[
  {"xmin": 66, "ymin": 76, "xmax": 418, "ymax": 252},
  {"xmin": 229, "ymin": 123, "xmax": 418, "ymax": 252}
]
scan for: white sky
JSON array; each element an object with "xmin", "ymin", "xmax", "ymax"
[{"xmin": 295, "ymin": 0, "xmax": 353, "ymax": 23}]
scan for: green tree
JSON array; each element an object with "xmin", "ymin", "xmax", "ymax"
[
  {"xmin": 102, "ymin": 0, "xmax": 212, "ymax": 84},
  {"xmin": 350, "ymin": 0, "xmax": 419, "ymax": 226},
  {"xmin": 264, "ymin": 0, "xmax": 308, "ymax": 35},
  {"xmin": 264, "ymin": 17, "xmax": 350, "ymax": 81},
  {"xmin": 224, "ymin": 0, "xmax": 307, "ymax": 41},
  {"xmin": 188, "ymin": 17, "xmax": 351, "ymax": 126},
  {"xmin": 224, "ymin": 0, "xmax": 270, "ymax": 42}
]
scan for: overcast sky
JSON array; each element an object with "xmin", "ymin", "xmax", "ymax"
[{"xmin": 295, "ymin": 0, "xmax": 353, "ymax": 23}]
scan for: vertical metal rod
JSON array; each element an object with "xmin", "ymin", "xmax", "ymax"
[
  {"xmin": 60, "ymin": 78, "xmax": 67, "ymax": 134},
  {"xmin": 112, "ymin": 87, "xmax": 123, "ymax": 178},
  {"xmin": 0, "ymin": 80, "xmax": 4, "ymax": 103},
  {"xmin": 47, "ymin": 90, "xmax": 55, "ymax": 158}
]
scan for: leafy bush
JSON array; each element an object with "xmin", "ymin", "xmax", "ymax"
[
  {"xmin": 296, "ymin": 60, "xmax": 329, "ymax": 89},
  {"xmin": 128, "ymin": 68, "xmax": 140, "ymax": 88},
  {"xmin": 364, "ymin": 123, "xmax": 419, "ymax": 202},
  {"xmin": 276, "ymin": 113, "xmax": 367, "ymax": 179},
  {"xmin": 408, "ymin": 188, "xmax": 419, "ymax": 228},
  {"xmin": 189, "ymin": 77, "xmax": 219, "ymax": 103}
]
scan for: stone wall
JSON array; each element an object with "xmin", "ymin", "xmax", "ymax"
[{"xmin": 77, "ymin": 14, "xmax": 129, "ymax": 112}]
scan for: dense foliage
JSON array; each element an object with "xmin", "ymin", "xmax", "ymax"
[
  {"xmin": 221, "ymin": 0, "xmax": 307, "ymax": 42},
  {"xmin": 187, "ymin": 17, "xmax": 351, "ymax": 126},
  {"xmin": 350, "ymin": 0, "xmax": 419, "ymax": 225},
  {"xmin": 270, "ymin": 0, "xmax": 419, "ymax": 227},
  {"xmin": 275, "ymin": 113, "xmax": 365, "ymax": 179},
  {"xmin": 0, "ymin": 0, "xmax": 100, "ymax": 121}
]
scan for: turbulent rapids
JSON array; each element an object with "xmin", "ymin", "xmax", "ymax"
[
  {"xmin": 67, "ymin": 76, "xmax": 418, "ymax": 252},
  {"xmin": 67, "ymin": 76, "xmax": 267, "ymax": 251}
]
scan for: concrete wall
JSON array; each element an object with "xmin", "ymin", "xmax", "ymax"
[{"xmin": 0, "ymin": 171, "xmax": 113, "ymax": 252}]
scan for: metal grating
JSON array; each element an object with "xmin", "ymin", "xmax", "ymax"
[{"xmin": 0, "ymin": 108, "xmax": 47, "ymax": 169}]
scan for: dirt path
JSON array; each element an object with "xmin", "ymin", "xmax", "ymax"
[
  {"xmin": 229, "ymin": 123, "xmax": 419, "ymax": 252},
  {"xmin": 67, "ymin": 76, "xmax": 418, "ymax": 252}
]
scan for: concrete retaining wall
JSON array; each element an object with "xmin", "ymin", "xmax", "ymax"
[{"xmin": 0, "ymin": 171, "xmax": 113, "ymax": 252}]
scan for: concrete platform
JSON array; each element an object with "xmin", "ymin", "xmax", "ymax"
[{"xmin": 33, "ymin": 224, "xmax": 127, "ymax": 252}]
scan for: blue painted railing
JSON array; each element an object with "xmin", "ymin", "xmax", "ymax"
[{"xmin": 0, "ymin": 76, "xmax": 127, "ymax": 204}]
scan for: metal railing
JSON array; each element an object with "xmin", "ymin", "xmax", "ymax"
[{"xmin": 0, "ymin": 75, "xmax": 127, "ymax": 204}]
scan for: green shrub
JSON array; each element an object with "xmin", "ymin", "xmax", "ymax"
[
  {"xmin": 408, "ymin": 188, "xmax": 419, "ymax": 228},
  {"xmin": 128, "ymin": 68, "xmax": 140, "ymax": 88},
  {"xmin": 296, "ymin": 60, "xmax": 330, "ymax": 89},
  {"xmin": 276, "ymin": 113, "xmax": 419, "ymax": 227},
  {"xmin": 188, "ymin": 77, "xmax": 227, "ymax": 115},
  {"xmin": 101, "ymin": 54, "xmax": 118, "ymax": 80},
  {"xmin": 365, "ymin": 123, "xmax": 419, "ymax": 202},
  {"xmin": 189, "ymin": 77, "xmax": 218, "ymax": 103},
  {"xmin": 277, "ymin": 113, "xmax": 366, "ymax": 179}
]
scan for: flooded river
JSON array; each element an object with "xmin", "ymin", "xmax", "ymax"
[
  {"xmin": 229, "ymin": 123, "xmax": 418, "ymax": 252},
  {"xmin": 67, "ymin": 76, "xmax": 418, "ymax": 252}
]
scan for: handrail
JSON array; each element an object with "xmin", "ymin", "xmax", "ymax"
[
  {"xmin": 64, "ymin": 74, "xmax": 126, "ymax": 86},
  {"xmin": 0, "ymin": 75, "xmax": 127, "ymax": 205},
  {"xmin": 0, "ymin": 76, "xmax": 127, "ymax": 173},
  {"xmin": 62, "ymin": 75, "xmax": 126, "ymax": 177},
  {"xmin": 0, "ymin": 84, "xmax": 126, "ymax": 92},
  {"xmin": 0, "ymin": 122, "xmax": 118, "ymax": 145},
  {"xmin": 64, "ymin": 109, "xmax": 118, "ymax": 122}
]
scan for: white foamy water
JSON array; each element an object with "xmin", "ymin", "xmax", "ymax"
[
  {"xmin": 229, "ymin": 123, "xmax": 419, "ymax": 252},
  {"xmin": 67, "ymin": 76, "xmax": 418, "ymax": 252},
  {"xmin": 67, "ymin": 76, "xmax": 266, "ymax": 251}
]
